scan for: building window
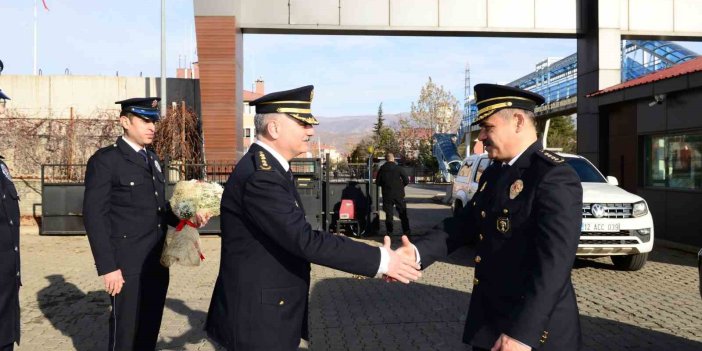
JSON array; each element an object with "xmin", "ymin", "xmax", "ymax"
[
  {"xmin": 244, "ymin": 128, "xmax": 251, "ymax": 138},
  {"xmin": 643, "ymin": 131, "xmax": 702, "ymax": 190}
]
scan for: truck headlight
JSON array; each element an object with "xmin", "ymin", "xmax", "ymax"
[{"xmin": 632, "ymin": 201, "xmax": 648, "ymax": 217}]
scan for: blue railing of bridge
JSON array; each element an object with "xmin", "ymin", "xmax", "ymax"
[{"xmin": 459, "ymin": 40, "xmax": 698, "ymax": 139}]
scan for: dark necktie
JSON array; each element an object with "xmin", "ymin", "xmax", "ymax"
[
  {"xmin": 138, "ymin": 149, "xmax": 149, "ymax": 165},
  {"xmin": 286, "ymin": 169, "xmax": 294, "ymax": 183}
]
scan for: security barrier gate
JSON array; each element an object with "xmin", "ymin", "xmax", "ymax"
[{"xmin": 40, "ymin": 158, "xmax": 380, "ymax": 236}]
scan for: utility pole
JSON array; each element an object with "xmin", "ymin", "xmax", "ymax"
[
  {"xmin": 160, "ymin": 0, "xmax": 167, "ymax": 117},
  {"xmin": 33, "ymin": 0, "xmax": 38, "ymax": 75}
]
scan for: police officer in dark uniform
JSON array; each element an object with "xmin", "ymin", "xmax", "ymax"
[
  {"xmin": 83, "ymin": 98, "xmax": 206, "ymax": 350},
  {"xmin": 205, "ymin": 85, "xmax": 422, "ymax": 351},
  {"xmin": 409, "ymin": 84, "xmax": 583, "ymax": 351},
  {"xmin": 376, "ymin": 152, "xmax": 410, "ymax": 235},
  {"xmin": 0, "ymin": 89, "xmax": 21, "ymax": 351}
]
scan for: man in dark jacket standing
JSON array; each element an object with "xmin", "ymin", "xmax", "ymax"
[
  {"xmin": 83, "ymin": 98, "xmax": 207, "ymax": 350},
  {"xmin": 206, "ymin": 85, "xmax": 422, "ymax": 351},
  {"xmin": 406, "ymin": 84, "xmax": 583, "ymax": 351},
  {"xmin": 0, "ymin": 89, "xmax": 21, "ymax": 351},
  {"xmin": 376, "ymin": 153, "xmax": 410, "ymax": 235}
]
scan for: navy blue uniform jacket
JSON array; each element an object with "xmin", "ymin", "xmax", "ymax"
[
  {"xmin": 0, "ymin": 159, "xmax": 20, "ymax": 346},
  {"xmin": 415, "ymin": 141, "xmax": 583, "ymax": 350},
  {"xmin": 206, "ymin": 143, "xmax": 381, "ymax": 351},
  {"xmin": 83, "ymin": 137, "xmax": 179, "ymax": 276}
]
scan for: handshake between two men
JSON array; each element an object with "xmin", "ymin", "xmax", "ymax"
[{"xmin": 380, "ymin": 235, "xmax": 421, "ymax": 284}]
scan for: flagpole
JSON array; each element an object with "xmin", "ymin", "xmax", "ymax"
[
  {"xmin": 33, "ymin": 0, "xmax": 38, "ymax": 75},
  {"xmin": 160, "ymin": 0, "xmax": 167, "ymax": 117}
]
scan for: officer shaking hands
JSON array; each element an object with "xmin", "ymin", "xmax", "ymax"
[
  {"xmin": 83, "ymin": 98, "xmax": 209, "ymax": 350},
  {"xmin": 0, "ymin": 89, "xmax": 21, "ymax": 351},
  {"xmin": 206, "ymin": 85, "xmax": 422, "ymax": 351},
  {"xmin": 405, "ymin": 84, "xmax": 583, "ymax": 351}
]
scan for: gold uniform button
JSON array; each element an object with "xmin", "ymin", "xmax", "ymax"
[
  {"xmin": 474, "ymin": 256, "xmax": 481, "ymax": 263},
  {"xmin": 154, "ymin": 191, "xmax": 158, "ymax": 196},
  {"xmin": 479, "ymin": 234, "xmax": 484, "ymax": 241},
  {"xmin": 279, "ymin": 300, "xmax": 285, "ymax": 306},
  {"xmin": 158, "ymin": 224, "xmax": 161, "ymax": 228},
  {"xmin": 130, "ymin": 182, "xmax": 134, "ymax": 186},
  {"xmin": 503, "ymin": 208, "xmax": 508, "ymax": 214},
  {"xmin": 473, "ymin": 278, "xmax": 479, "ymax": 285},
  {"xmin": 472, "ymin": 201, "xmax": 476, "ymax": 206},
  {"xmin": 480, "ymin": 211, "xmax": 486, "ymax": 218}
]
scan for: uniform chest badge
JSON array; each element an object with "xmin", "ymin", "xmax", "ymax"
[
  {"xmin": 1, "ymin": 164, "xmax": 12, "ymax": 182},
  {"xmin": 154, "ymin": 160, "xmax": 162, "ymax": 173},
  {"xmin": 496, "ymin": 217, "xmax": 510, "ymax": 234},
  {"xmin": 509, "ymin": 179, "xmax": 523, "ymax": 199}
]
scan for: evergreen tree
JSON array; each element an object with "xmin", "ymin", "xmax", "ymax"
[
  {"xmin": 373, "ymin": 102, "xmax": 384, "ymax": 137},
  {"xmin": 546, "ymin": 115, "xmax": 577, "ymax": 153}
]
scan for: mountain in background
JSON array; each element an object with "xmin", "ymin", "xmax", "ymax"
[{"xmin": 313, "ymin": 112, "xmax": 410, "ymax": 154}]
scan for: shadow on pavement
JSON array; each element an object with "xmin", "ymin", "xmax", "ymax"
[
  {"xmin": 648, "ymin": 246, "xmax": 698, "ymax": 268},
  {"xmin": 157, "ymin": 298, "xmax": 210, "ymax": 350},
  {"xmin": 308, "ymin": 276, "xmax": 702, "ymax": 351},
  {"xmin": 37, "ymin": 275, "xmax": 110, "ymax": 351},
  {"xmin": 36, "ymin": 277, "xmax": 215, "ymax": 351}
]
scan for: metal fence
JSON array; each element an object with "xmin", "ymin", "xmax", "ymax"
[{"xmin": 40, "ymin": 160, "xmax": 235, "ymax": 235}]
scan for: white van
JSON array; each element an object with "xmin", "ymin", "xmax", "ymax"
[{"xmin": 450, "ymin": 152, "xmax": 654, "ymax": 271}]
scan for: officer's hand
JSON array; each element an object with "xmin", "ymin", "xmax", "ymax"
[
  {"xmin": 191, "ymin": 211, "xmax": 212, "ymax": 228},
  {"xmin": 384, "ymin": 235, "xmax": 418, "ymax": 283},
  {"xmin": 383, "ymin": 236, "xmax": 421, "ymax": 284},
  {"xmin": 103, "ymin": 269, "xmax": 125, "ymax": 296},
  {"xmin": 491, "ymin": 333, "xmax": 531, "ymax": 351}
]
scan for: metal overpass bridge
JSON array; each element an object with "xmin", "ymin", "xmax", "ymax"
[
  {"xmin": 434, "ymin": 40, "xmax": 698, "ymax": 181},
  {"xmin": 457, "ymin": 40, "xmax": 698, "ymax": 144}
]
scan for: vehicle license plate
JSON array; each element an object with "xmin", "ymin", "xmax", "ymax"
[{"xmin": 581, "ymin": 223, "xmax": 620, "ymax": 232}]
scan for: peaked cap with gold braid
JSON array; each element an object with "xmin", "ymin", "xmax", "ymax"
[
  {"xmin": 249, "ymin": 85, "xmax": 319, "ymax": 125},
  {"xmin": 471, "ymin": 83, "xmax": 545, "ymax": 126}
]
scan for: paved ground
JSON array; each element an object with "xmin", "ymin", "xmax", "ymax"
[{"xmin": 15, "ymin": 184, "xmax": 702, "ymax": 350}]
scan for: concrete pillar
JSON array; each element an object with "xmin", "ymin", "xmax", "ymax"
[
  {"xmin": 576, "ymin": 0, "xmax": 621, "ymax": 168},
  {"xmin": 193, "ymin": 1, "xmax": 243, "ymax": 163}
]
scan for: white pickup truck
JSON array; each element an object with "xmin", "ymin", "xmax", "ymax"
[{"xmin": 450, "ymin": 152, "xmax": 654, "ymax": 271}]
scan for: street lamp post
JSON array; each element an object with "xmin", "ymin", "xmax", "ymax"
[{"xmin": 160, "ymin": 0, "xmax": 167, "ymax": 117}]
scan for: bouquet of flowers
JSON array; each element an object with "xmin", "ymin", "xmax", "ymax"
[{"xmin": 160, "ymin": 180, "xmax": 224, "ymax": 267}]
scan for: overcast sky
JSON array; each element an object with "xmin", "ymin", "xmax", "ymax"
[{"xmin": 2, "ymin": 0, "xmax": 702, "ymax": 117}]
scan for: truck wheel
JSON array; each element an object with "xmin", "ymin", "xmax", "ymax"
[{"xmin": 611, "ymin": 253, "xmax": 649, "ymax": 271}]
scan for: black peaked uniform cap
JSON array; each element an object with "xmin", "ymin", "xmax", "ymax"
[
  {"xmin": 0, "ymin": 89, "xmax": 10, "ymax": 100},
  {"xmin": 249, "ymin": 85, "xmax": 318, "ymax": 125},
  {"xmin": 116, "ymin": 97, "xmax": 161, "ymax": 122},
  {"xmin": 472, "ymin": 83, "xmax": 545, "ymax": 126}
]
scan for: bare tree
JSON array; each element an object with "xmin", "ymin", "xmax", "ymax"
[
  {"xmin": 409, "ymin": 77, "xmax": 462, "ymax": 135},
  {"xmin": 152, "ymin": 101, "xmax": 203, "ymax": 163},
  {"xmin": 0, "ymin": 108, "xmax": 120, "ymax": 179}
]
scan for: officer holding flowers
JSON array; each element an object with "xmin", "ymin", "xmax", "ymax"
[{"xmin": 83, "ymin": 97, "xmax": 209, "ymax": 350}]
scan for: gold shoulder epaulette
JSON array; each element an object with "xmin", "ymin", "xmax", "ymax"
[
  {"xmin": 538, "ymin": 149, "xmax": 565, "ymax": 164},
  {"xmin": 256, "ymin": 151, "xmax": 273, "ymax": 171}
]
